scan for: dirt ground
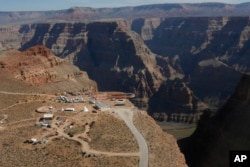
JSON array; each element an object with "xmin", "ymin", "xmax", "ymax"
[{"xmin": 0, "ymin": 88, "xmax": 141, "ymax": 167}]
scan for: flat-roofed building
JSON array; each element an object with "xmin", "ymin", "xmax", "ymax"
[
  {"xmin": 95, "ymin": 101, "xmax": 110, "ymax": 111},
  {"xmin": 43, "ymin": 114, "xmax": 54, "ymax": 120},
  {"xmin": 63, "ymin": 108, "xmax": 75, "ymax": 112}
]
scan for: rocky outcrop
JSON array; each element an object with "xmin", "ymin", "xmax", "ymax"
[
  {"xmin": 148, "ymin": 79, "xmax": 208, "ymax": 123},
  {"xmin": 19, "ymin": 23, "xmax": 89, "ymax": 62},
  {"xmin": 0, "ymin": 22, "xmax": 169, "ymax": 98},
  {"xmin": 179, "ymin": 74, "xmax": 250, "ymax": 167},
  {"xmin": 10, "ymin": 22, "xmax": 167, "ymax": 98},
  {"xmin": 189, "ymin": 60, "xmax": 242, "ymax": 107},
  {"xmin": 134, "ymin": 17, "xmax": 250, "ymax": 108},
  {"xmin": 2, "ymin": 16, "xmax": 250, "ymax": 114},
  {"xmin": 80, "ymin": 22, "xmax": 165, "ymax": 98},
  {"xmin": 0, "ymin": 45, "xmax": 96, "ymax": 92},
  {"xmin": 131, "ymin": 18, "xmax": 163, "ymax": 40}
]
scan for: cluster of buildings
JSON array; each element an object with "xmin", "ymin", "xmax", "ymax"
[
  {"xmin": 27, "ymin": 91, "xmax": 134, "ymax": 147},
  {"xmin": 57, "ymin": 96, "xmax": 85, "ymax": 103}
]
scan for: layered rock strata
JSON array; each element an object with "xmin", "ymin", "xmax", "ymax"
[
  {"xmin": 0, "ymin": 45, "xmax": 96, "ymax": 92},
  {"xmin": 9, "ymin": 22, "xmax": 167, "ymax": 98},
  {"xmin": 148, "ymin": 79, "xmax": 208, "ymax": 123}
]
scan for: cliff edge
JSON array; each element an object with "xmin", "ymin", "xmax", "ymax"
[{"xmin": 179, "ymin": 74, "xmax": 250, "ymax": 167}]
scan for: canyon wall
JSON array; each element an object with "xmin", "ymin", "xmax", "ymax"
[
  {"xmin": 76, "ymin": 22, "xmax": 166, "ymax": 98},
  {"xmin": 148, "ymin": 79, "xmax": 208, "ymax": 123},
  {"xmin": 0, "ymin": 22, "xmax": 169, "ymax": 98},
  {"xmin": 132, "ymin": 17, "xmax": 250, "ymax": 108},
  {"xmin": 179, "ymin": 74, "xmax": 250, "ymax": 167},
  {"xmin": 1, "ymin": 16, "xmax": 250, "ymax": 121},
  {"xmin": 0, "ymin": 45, "xmax": 96, "ymax": 92}
]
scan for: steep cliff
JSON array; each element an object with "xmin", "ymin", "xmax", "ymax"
[
  {"xmin": 148, "ymin": 79, "xmax": 208, "ymax": 123},
  {"xmin": 0, "ymin": 45, "xmax": 187, "ymax": 167},
  {"xmin": 133, "ymin": 17, "xmax": 250, "ymax": 107},
  {"xmin": 2, "ymin": 16, "xmax": 250, "ymax": 116},
  {"xmin": 0, "ymin": 26, "xmax": 22, "ymax": 50},
  {"xmin": 12, "ymin": 22, "xmax": 167, "ymax": 98},
  {"xmin": 0, "ymin": 45, "xmax": 96, "ymax": 92},
  {"xmin": 80, "ymin": 22, "xmax": 165, "ymax": 98},
  {"xmin": 179, "ymin": 74, "xmax": 250, "ymax": 167}
]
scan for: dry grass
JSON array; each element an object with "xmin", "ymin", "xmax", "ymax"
[
  {"xmin": 133, "ymin": 110, "xmax": 187, "ymax": 167},
  {"xmin": 0, "ymin": 135, "xmax": 83, "ymax": 167},
  {"xmin": 85, "ymin": 156, "xmax": 139, "ymax": 167},
  {"xmin": 0, "ymin": 110, "xmax": 139, "ymax": 167},
  {"xmin": 0, "ymin": 52, "xmax": 143, "ymax": 166},
  {"xmin": 0, "ymin": 71, "xmax": 41, "ymax": 93},
  {"xmin": 0, "ymin": 94, "xmax": 24, "ymax": 109},
  {"xmin": 0, "ymin": 101, "xmax": 43, "ymax": 123},
  {"xmin": 0, "ymin": 89, "xmax": 139, "ymax": 166},
  {"xmin": 64, "ymin": 124, "xmax": 86, "ymax": 135},
  {"xmin": 89, "ymin": 112, "xmax": 139, "ymax": 153}
]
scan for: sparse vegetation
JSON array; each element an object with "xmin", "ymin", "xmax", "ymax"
[
  {"xmin": 0, "ymin": 45, "xmax": 186, "ymax": 167},
  {"xmin": 89, "ymin": 112, "xmax": 139, "ymax": 153},
  {"xmin": 85, "ymin": 156, "xmax": 139, "ymax": 167},
  {"xmin": 133, "ymin": 110, "xmax": 187, "ymax": 167},
  {"xmin": 64, "ymin": 124, "xmax": 85, "ymax": 136}
]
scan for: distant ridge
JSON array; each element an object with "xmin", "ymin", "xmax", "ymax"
[{"xmin": 1, "ymin": 2, "xmax": 250, "ymax": 24}]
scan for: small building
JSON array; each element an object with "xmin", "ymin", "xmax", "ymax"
[
  {"xmin": 37, "ymin": 114, "xmax": 53, "ymax": 127},
  {"xmin": 41, "ymin": 120, "xmax": 51, "ymax": 127},
  {"xmin": 95, "ymin": 101, "xmax": 110, "ymax": 111},
  {"xmin": 89, "ymin": 99, "xmax": 96, "ymax": 104},
  {"xmin": 63, "ymin": 108, "xmax": 75, "ymax": 112},
  {"xmin": 43, "ymin": 114, "xmax": 54, "ymax": 120}
]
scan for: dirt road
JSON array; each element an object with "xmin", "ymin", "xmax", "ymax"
[
  {"xmin": 50, "ymin": 117, "xmax": 139, "ymax": 158},
  {"xmin": 0, "ymin": 91, "xmax": 56, "ymax": 97}
]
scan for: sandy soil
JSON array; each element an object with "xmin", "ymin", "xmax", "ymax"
[{"xmin": 0, "ymin": 90, "xmax": 143, "ymax": 167}]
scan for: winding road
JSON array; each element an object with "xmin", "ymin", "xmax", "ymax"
[
  {"xmin": 45, "ymin": 117, "xmax": 140, "ymax": 158},
  {"xmin": 0, "ymin": 90, "xmax": 149, "ymax": 166},
  {"xmin": 45, "ymin": 107, "xmax": 149, "ymax": 166},
  {"xmin": 114, "ymin": 107, "xmax": 149, "ymax": 167}
]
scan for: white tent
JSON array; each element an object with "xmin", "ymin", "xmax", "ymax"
[{"xmin": 83, "ymin": 106, "xmax": 89, "ymax": 112}]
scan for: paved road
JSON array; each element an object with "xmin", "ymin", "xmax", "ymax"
[
  {"xmin": 0, "ymin": 91, "xmax": 148, "ymax": 163},
  {"xmin": 114, "ymin": 107, "xmax": 149, "ymax": 167}
]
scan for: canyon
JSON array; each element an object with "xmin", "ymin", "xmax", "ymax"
[
  {"xmin": 179, "ymin": 74, "xmax": 250, "ymax": 167},
  {"xmin": 0, "ymin": 45, "xmax": 187, "ymax": 167},
  {"xmin": 1, "ymin": 2, "xmax": 250, "ymax": 167},
  {"xmin": 1, "ymin": 15, "xmax": 250, "ymax": 122}
]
